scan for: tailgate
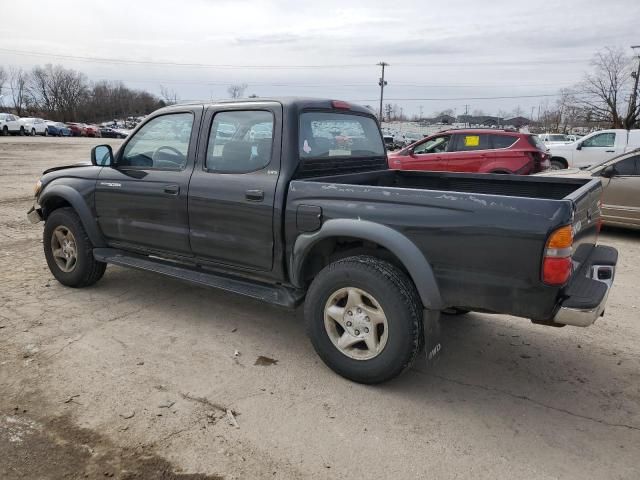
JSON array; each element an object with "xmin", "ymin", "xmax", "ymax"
[{"xmin": 565, "ymin": 178, "xmax": 603, "ymax": 270}]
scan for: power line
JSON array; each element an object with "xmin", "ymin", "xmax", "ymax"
[
  {"xmin": 0, "ymin": 47, "xmax": 590, "ymax": 70},
  {"xmin": 350, "ymin": 92, "xmax": 587, "ymax": 102}
]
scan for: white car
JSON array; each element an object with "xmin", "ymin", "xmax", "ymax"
[
  {"xmin": 547, "ymin": 129, "xmax": 640, "ymax": 169},
  {"xmin": 19, "ymin": 117, "xmax": 49, "ymax": 136},
  {"xmin": 0, "ymin": 113, "xmax": 23, "ymax": 135}
]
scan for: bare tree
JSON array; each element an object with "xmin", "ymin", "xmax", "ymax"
[
  {"xmin": 511, "ymin": 105, "xmax": 525, "ymax": 117},
  {"xmin": 9, "ymin": 67, "xmax": 28, "ymax": 116},
  {"xmin": 575, "ymin": 46, "xmax": 638, "ymax": 128},
  {"xmin": 0, "ymin": 67, "xmax": 7, "ymax": 106},
  {"xmin": 159, "ymin": 85, "xmax": 179, "ymax": 105},
  {"xmin": 227, "ymin": 83, "xmax": 247, "ymax": 99}
]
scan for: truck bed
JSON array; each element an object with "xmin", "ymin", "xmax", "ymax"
[
  {"xmin": 287, "ymin": 169, "xmax": 603, "ymax": 321},
  {"xmin": 302, "ymin": 169, "xmax": 591, "ymax": 201}
]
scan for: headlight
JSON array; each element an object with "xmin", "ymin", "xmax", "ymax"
[{"xmin": 34, "ymin": 179, "xmax": 42, "ymax": 197}]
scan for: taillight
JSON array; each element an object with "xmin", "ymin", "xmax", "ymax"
[
  {"xmin": 331, "ymin": 100, "xmax": 351, "ymax": 110},
  {"xmin": 543, "ymin": 225, "xmax": 573, "ymax": 285}
]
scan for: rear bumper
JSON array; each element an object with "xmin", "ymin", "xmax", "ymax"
[{"xmin": 553, "ymin": 245, "xmax": 618, "ymax": 327}]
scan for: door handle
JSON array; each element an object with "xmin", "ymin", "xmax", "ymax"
[
  {"xmin": 605, "ymin": 150, "xmax": 615, "ymax": 153},
  {"xmin": 164, "ymin": 185, "xmax": 180, "ymax": 195},
  {"xmin": 245, "ymin": 189, "xmax": 264, "ymax": 201}
]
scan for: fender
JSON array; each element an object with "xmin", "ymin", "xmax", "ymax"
[
  {"xmin": 39, "ymin": 184, "xmax": 107, "ymax": 248},
  {"xmin": 291, "ymin": 218, "xmax": 443, "ymax": 310}
]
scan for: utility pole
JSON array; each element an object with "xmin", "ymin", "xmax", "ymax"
[
  {"xmin": 377, "ymin": 62, "xmax": 389, "ymax": 123},
  {"xmin": 626, "ymin": 45, "xmax": 640, "ymax": 129}
]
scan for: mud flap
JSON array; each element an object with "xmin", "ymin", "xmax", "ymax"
[{"xmin": 423, "ymin": 309, "xmax": 442, "ymax": 364}]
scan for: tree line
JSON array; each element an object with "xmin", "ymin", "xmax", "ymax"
[{"xmin": 0, "ymin": 64, "xmax": 167, "ymax": 123}]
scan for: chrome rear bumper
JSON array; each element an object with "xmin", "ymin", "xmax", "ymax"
[{"xmin": 553, "ymin": 246, "xmax": 617, "ymax": 327}]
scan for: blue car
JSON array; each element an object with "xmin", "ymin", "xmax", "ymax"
[{"xmin": 45, "ymin": 121, "xmax": 71, "ymax": 137}]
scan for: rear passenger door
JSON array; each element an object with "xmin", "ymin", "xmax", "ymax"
[
  {"xmin": 188, "ymin": 104, "xmax": 282, "ymax": 271},
  {"xmin": 447, "ymin": 133, "xmax": 491, "ymax": 172}
]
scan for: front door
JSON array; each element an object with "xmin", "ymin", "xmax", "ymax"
[
  {"xmin": 95, "ymin": 108, "xmax": 202, "ymax": 255},
  {"xmin": 400, "ymin": 134, "xmax": 452, "ymax": 171},
  {"xmin": 188, "ymin": 104, "xmax": 281, "ymax": 271},
  {"xmin": 576, "ymin": 132, "xmax": 619, "ymax": 168}
]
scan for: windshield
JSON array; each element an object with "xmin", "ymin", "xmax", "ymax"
[
  {"xmin": 548, "ymin": 134, "xmax": 568, "ymax": 142},
  {"xmin": 299, "ymin": 112, "xmax": 385, "ymax": 159}
]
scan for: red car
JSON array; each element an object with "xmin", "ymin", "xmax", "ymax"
[
  {"xmin": 84, "ymin": 124, "xmax": 101, "ymax": 137},
  {"xmin": 66, "ymin": 123, "xmax": 87, "ymax": 137},
  {"xmin": 388, "ymin": 129, "xmax": 550, "ymax": 174}
]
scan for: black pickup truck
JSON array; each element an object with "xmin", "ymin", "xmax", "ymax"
[{"xmin": 28, "ymin": 98, "xmax": 618, "ymax": 383}]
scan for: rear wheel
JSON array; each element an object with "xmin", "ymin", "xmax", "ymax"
[
  {"xmin": 305, "ymin": 256, "xmax": 424, "ymax": 384},
  {"xmin": 43, "ymin": 208, "xmax": 106, "ymax": 288},
  {"xmin": 44, "ymin": 128, "xmax": 48, "ymax": 136},
  {"xmin": 19, "ymin": 127, "xmax": 25, "ymax": 136},
  {"xmin": 31, "ymin": 128, "xmax": 36, "ymax": 136}
]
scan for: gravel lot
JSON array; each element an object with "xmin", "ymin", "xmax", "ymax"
[{"xmin": 1, "ymin": 136, "xmax": 639, "ymax": 479}]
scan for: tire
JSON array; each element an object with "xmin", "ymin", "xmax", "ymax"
[
  {"xmin": 550, "ymin": 159, "xmax": 566, "ymax": 170},
  {"xmin": 31, "ymin": 128, "xmax": 36, "ymax": 136},
  {"xmin": 43, "ymin": 207, "xmax": 106, "ymax": 288},
  {"xmin": 19, "ymin": 127, "xmax": 25, "ymax": 136},
  {"xmin": 305, "ymin": 255, "xmax": 424, "ymax": 384},
  {"xmin": 2, "ymin": 126, "xmax": 7, "ymax": 136},
  {"xmin": 44, "ymin": 128, "xmax": 48, "ymax": 136}
]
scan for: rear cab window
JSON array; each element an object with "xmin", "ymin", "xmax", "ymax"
[{"xmin": 299, "ymin": 112, "xmax": 384, "ymax": 159}]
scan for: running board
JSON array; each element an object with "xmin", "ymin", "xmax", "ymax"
[{"xmin": 93, "ymin": 248, "xmax": 304, "ymax": 308}]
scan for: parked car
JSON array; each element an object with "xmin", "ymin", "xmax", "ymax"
[
  {"xmin": 539, "ymin": 149, "xmax": 640, "ymax": 229},
  {"xmin": 66, "ymin": 123, "xmax": 87, "ymax": 137},
  {"xmin": 389, "ymin": 129, "xmax": 550, "ymax": 174},
  {"xmin": 0, "ymin": 113, "xmax": 23, "ymax": 135},
  {"xmin": 383, "ymin": 134, "xmax": 396, "ymax": 150},
  {"xmin": 99, "ymin": 127, "xmax": 127, "ymax": 139},
  {"xmin": 547, "ymin": 129, "xmax": 640, "ymax": 170},
  {"xmin": 45, "ymin": 121, "xmax": 71, "ymax": 137},
  {"xmin": 27, "ymin": 98, "xmax": 617, "ymax": 384},
  {"xmin": 19, "ymin": 117, "xmax": 48, "ymax": 136},
  {"xmin": 538, "ymin": 133, "xmax": 572, "ymax": 145},
  {"xmin": 84, "ymin": 125, "xmax": 101, "ymax": 137}
]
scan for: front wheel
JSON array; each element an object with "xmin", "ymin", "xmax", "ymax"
[
  {"xmin": 550, "ymin": 159, "xmax": 566, "ymax": 170},
  {"xmin": 31, "ymin": 128, "xmax": 36, "ymax": 136},
  {"xmin": 305, "ymin": 256, "xmax": 424, "ymax": 384},
  {"xmin": 1, "ymin": 126, "xmax": 7, "ymax": 136},
  {"xmin": 44, "ymin": 128, "xmax": 48, "ymax": 136},
  {"xmin": 43, "ymin": 208, "xmax": 106, "ymax": 288}
]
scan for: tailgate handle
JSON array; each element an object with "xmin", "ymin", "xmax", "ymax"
[
  {"xmin": 245, "ymin": 189, "xmax": 264, "ymax": 201},
  {"xmin": 164, "ymin": 185, "xmax": 180, "ymax": 195}
]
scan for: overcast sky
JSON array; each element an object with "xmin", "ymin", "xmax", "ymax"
[{"xmin": 1, "ymin": 0, "xmax": 639, "ymax": 117}]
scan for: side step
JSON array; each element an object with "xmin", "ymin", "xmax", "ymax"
[{"xmin": 93, "ymin": 248, "xmax": 304, "ymax": 308}]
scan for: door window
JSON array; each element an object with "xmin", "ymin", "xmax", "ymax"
[
  {"xmin": 582, "ymin": 132, "xmax": 615, "ymax": 148},
  {"xmin": 613, "ymin": 155, "xmax": 640, "ymax": 176},
  {"xmin": 206, "ymin": 110, "xmax": 274, "ymax": 173},
  {"xmin": 452, "ymin": 134, "xmax": 490, "ymax": 151},
  {"xmin": 413, "ymin": 135, "xmax": 451, "ymax": 154},
  {"xmin": 119, "ymin": 113, "xmax": 193, "ymax": 169},
  {"xmin": 491, "ymin": 134, "xmax": 518, "ymax": 149}
]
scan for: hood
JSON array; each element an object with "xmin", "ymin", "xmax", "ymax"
[{"xmin": 536, "ymin": 168, "xmax": 591, "ymax": 178}]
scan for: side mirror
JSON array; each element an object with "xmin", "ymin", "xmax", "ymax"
[
  {"xmin": 576, "ymin": 143, "xmax": 582, "ymax": 150},
  {"xmin": 600, "ymin": 165, "xmax": 616, "ymax": 178},
  {"xmin": 91, "ymin": 144, "xmax": 113, "ymax": 166}
]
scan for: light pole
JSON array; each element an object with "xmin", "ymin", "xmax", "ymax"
[
  {"xmin": 377, "ymin": 62, "xmax": 388, "ymax": 122},
  {"xmin": 627, "ymin": 45, "xmax": 640, "ymax": 129}
]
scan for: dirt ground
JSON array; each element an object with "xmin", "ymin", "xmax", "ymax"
[{"xmin": 1, "ymin": 136, "xmax": 639, "ymax": 479}]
